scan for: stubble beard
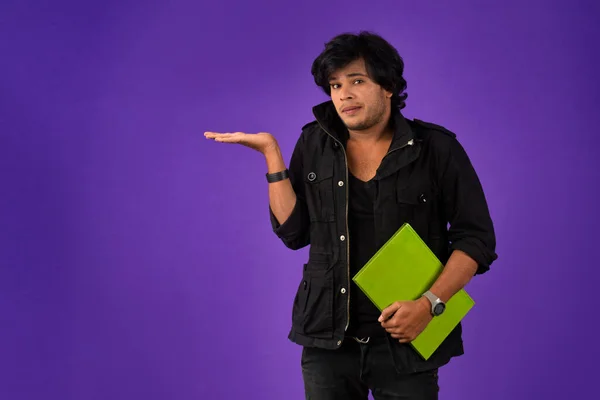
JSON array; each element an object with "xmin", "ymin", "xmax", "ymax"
[{"xmin": 342, "ymin": 101, "xmax": 387, "ymax": 131}]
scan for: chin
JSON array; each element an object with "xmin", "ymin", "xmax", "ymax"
[
  {"xmin": 342, "ymin": 118, "xmax": 364, "ymax": 129},
  {"xmin": 346, "ymin": 122, "xmax": 369, "ymax": 131}
]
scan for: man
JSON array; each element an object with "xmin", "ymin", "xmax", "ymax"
[{"xmin": 205, "ymin": 31, "xmax": 497, "ymax": 400}]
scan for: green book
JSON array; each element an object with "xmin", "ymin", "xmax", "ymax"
[{"xmin": 352, "ymin": 223, "xmax": 475, "ymax": 360}]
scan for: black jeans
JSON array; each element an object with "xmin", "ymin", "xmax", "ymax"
[{"xmin": 301, "ymin": 336, "xmax": 439, "ymax": 400}]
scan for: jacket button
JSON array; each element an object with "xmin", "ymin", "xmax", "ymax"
[
  {"xmin": 419, "ymin": 193, "xmax": 427, "ymax": 203},
  {"xmin": 338, "ymin": 181, "xmax": 344, "ymax": 187},
  {"xmin": 340, "ymin": 235, "xmax": 346, "ymax": 241},
  {"xmin": 337, "ymin": 340, "xmax": 342, "ymax": 346},
  {"xmin": 333, "ymin": 142, "xmax": 339, "ymax": 148},
  {"xmin": 307, "ymin": 172, "xmax": 316, "ymax": 181},
  {"xmin": 340, "ymin": 288, "xmax": 346, "ymax": 294}
]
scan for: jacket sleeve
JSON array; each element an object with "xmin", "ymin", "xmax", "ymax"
[
  {"xmin": 268, "ymin": 132, "xmax": 311, "ymax": 250},
  {"xmin": 439, "ymin": 138, "xmax": 498, "ymax": 275}
]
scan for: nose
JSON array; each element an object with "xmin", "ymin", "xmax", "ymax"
[{"xmin": 339, "ymin": 86, "xmax": 353, "ymax": 100}]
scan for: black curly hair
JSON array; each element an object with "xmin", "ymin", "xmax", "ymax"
[{"xmin": 311, "ymin": 31, "xmax": 408, "ymax": 110}]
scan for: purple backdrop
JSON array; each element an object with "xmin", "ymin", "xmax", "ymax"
[{"xmin": 1, "ymin": 1, "xmax": 599, "ymax": 399}]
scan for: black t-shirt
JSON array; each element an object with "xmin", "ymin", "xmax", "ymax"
[{"xmin": 346, "ymin": 171, "xmax": 387, "ymax": 338}]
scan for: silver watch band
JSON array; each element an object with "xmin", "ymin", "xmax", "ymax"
[{"xmin": 422, "ymin": 290, "xmax": 441, "ymax": 312}]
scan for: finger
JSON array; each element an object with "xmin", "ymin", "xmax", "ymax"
[
  {"xmin": 204, "ymin": 131, "xmax": 243, "ymax": 137},
  {"xmin": 381, "ymin": 318, "xmax": 398, "ymax": 329},
  {"xmin": 207, "ymin": 134, "xmax": 243, "ymax": 143},
  {"xmin": 390, "ymin": 331, "xmax": 411, "ymax": 341},
  {"xmin": 381, "ymin": 310, "xmax": 406, "ymax": 328},
  {"xmin": 385, "ymin": 324, "xmax": 406, "ymax": 335},
  {"xmin": 378, "ymin": 302, "xmax": 401, "ymax": 322},
  {"xmin": 205, "ymin": 132, "xmax": 232, "ymax": 138},
  {"xmin": 214, "ymin": 136, "xmax": 240, "ymax": 142}
]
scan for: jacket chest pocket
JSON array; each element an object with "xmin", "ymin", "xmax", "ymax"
[
  {"xmin": 304, "ymin": 165, "xmax": 336, "ymax": 222},
  {"xmin": 396, "ymin": 182, "xmax": 435, "ymax": 240}
]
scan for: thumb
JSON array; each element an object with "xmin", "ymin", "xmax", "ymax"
[{"xmin": 378, "ymin": 302, "xmax": 401, "ymax": 322}]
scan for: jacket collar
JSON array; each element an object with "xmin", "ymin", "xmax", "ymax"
[{"xmin": 311, "ymin": 100, "xmax": 415, "ymax": 151}]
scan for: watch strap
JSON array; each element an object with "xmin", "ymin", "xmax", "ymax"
[{"xmin": 422, "ymin": 290, "xmax": 443, "ymax": 314}]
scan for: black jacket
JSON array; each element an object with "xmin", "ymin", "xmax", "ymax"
[{"xmin": 269, "ymin": 100, "xmax": 497, "ymax": 372}]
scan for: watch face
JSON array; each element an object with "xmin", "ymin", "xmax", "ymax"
[{"xmin": 433, "ymin": 303, "xmax": 445, "ymax": 316}]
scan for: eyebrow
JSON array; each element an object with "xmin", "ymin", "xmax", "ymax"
[{"xmin": 329, "ymin": 72, "xmax": 368, "ymax": 81}]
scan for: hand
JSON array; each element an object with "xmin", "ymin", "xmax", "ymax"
[
  {"xmin": 204, "ymin": 131, "xmax": 279, "ymax": 155},
  {"xmin": 378, "ymin": 298, "xmax": 432, "ymax": 343}
]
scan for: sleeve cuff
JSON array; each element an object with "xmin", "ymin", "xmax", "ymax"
[
  {"xmin": 269, "ymin": 198, "xmax": 308, "ymax": 241},
  {"xmin": 450, "ymin": 238, "xmax": 498, "ymax": 275}
]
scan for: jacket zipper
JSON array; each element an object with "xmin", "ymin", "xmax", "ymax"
[
  {"xmin": 315, "ymin": 121, "xmax": 351, "ymax": 332},
  {"xmin": 383, "ymin": 138, "xmax": 415, "ymax": 160}
]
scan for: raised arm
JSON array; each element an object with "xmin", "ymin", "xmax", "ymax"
[{"xmin": 204, "ymin": 130, "xmax": 311, "ymax": 249}]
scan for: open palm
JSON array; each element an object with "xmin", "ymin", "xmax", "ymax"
[{"xmin": 204, "ymin": 131, "xmax": 277, "ymax": 154}]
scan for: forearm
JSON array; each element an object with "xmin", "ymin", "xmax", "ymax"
[
  {"xmin": 427, "ymin": 249, "xmax": 478, "ymax": 303},
  {"xmin": 265, "ymin": 146, "xmax": 297, "ymax": 226}
]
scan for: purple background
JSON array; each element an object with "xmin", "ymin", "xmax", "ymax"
[{"xmin": 1, "ymin": 1, "xmax": 599, "ymax": 399}]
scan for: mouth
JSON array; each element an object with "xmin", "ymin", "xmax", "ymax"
[{"xmin": 341, "ymin": 106, "xmax": 362, "ymax": 115}]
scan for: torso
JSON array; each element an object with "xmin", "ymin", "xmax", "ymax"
[
  {"xmin": 346, "ymin": 137, "xmax": 393, "ymax": 182},
  {"xmin": 346, "ymin": 136, "xmax": 392, "ymax": 338}
]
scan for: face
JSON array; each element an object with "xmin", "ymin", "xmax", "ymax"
[{"xmin": 328, "ymin": 58, "xmax": 393, "ymax": 132}]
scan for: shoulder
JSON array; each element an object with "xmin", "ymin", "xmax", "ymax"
[
  {"xmin": 301, "ymin": 120, "xmax": 319, "ymax": 131},
  {"xmin": 297, "ymin": 120, "xmax": 326, "ymax": 147},
  {"xmin": 409, "ymin": 118, "xmax": 474, "ymax": 166},
  {"xmin": 300, "ymin": 120, "xmax": 320, "ymax": 136},
  {"xmin": 288, "ymin": 120, "xmax": 323, "ymax": 156},
  {"xmin": 411, "ymin": 118, "xmax": 462, "ymax": 150},
  {"xmin": 412, "ymin": 118, "xmax": 457, "ymax": 139}
]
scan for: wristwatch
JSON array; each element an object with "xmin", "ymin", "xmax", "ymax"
[{"xmin": 422, "ymin": 290, "xmax": 446, "ymax": 316}]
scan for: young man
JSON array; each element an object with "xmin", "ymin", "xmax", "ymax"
[{"xmin": 205, "ymin": 32, "xmax": 497, "ymax": 400}]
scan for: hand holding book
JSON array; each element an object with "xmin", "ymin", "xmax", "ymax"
[{"xmin": 378, "ymin": 297, "xmax": 433, "ymax": 343}]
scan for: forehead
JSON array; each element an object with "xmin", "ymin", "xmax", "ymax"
[{"xmin": 328, "ymin": 58, "xmax": 368, "ymax": 80}]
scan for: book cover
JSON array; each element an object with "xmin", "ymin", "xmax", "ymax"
[{"xmin": 352, "ymin": 223, "xmax": 475, "ymax": 360}]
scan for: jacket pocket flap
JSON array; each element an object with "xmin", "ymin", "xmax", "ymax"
[{"xmin": 396, "ymin": 184, "xmax": 432, "ymax": 205}]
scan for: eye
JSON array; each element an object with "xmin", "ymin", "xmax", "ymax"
[
  {"xmin": 330, "ymin": 83, "xmax": 340, "ymax": 89},
  {"xmin": 353, "ymin": 79, "xmax": 363, "ymax": 84}
]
